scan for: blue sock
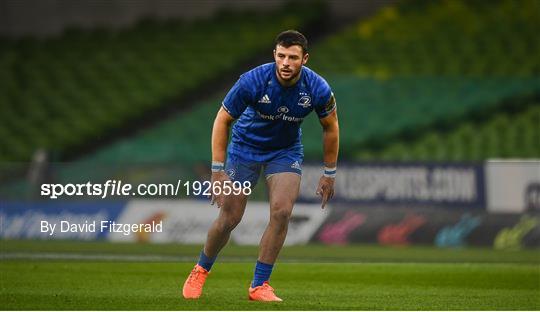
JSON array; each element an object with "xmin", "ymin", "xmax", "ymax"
[
  {"xmin": 197, "ymin": 250, "xmax": 216, "ymax": 272},
  {"xmin": 251, "ymin": 260, "xmax": 274, "ymax": 288}
]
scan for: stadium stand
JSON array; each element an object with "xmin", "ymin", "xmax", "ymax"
[
  {"xmin": 1, "ymin": 0, "xmax": 539, "ymax": 199},
  {"xmin": 0, "ymin": 2, "xmax": 324, "ymax": 163},
  {"xmin": 68, "ymin": 0, "xmax": 539, "ymax": 168},
  {"xmin": 304, "ymin": 0, "xmax": 540, "ymax": 160},
  {"xmin": 308, "ymin": 0, "xmax": 540, "ymax": 77},
  {"xmin": 77, "ymin": 77, "xmax": 539, "ymax": 166},
  {"xmin": 358, "ymin": 103, "xmax": 540, "ymax": 161}
]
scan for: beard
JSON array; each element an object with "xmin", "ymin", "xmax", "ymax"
[{"xmin": 278, "ymin": 67, "xmax": 300, "ymax": 81}]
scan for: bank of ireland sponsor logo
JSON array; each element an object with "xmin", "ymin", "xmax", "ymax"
[{"xmin": 256, "ymin": 107, "xmax": 303, "ymax": 123}]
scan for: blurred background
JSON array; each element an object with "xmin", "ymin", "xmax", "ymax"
[{"xmin": 0, "ymin": 0, "xmax": 539, "ymax": 250}]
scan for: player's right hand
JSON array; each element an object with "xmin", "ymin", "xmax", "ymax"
[{"xmin": 210, "ymin": 170, "xmax": 230, "ymax": 208}]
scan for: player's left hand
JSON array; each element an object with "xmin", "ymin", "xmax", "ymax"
[{"xmin": 316, "ymin": 176, "xmax": 335, "ymax": 209}]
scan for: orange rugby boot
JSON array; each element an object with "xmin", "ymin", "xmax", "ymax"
[
  {"xmin": 248, "ymin": 281, "xmax": 283, "ymax": 302},
  {"xmin": 182, "ymin": 264, "xmax": 209, "ymax": 299}
]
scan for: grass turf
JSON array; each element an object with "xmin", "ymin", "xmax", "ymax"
[{"xmin": 1, "ymin": 240, "xmax": 539, "ymax": 310}]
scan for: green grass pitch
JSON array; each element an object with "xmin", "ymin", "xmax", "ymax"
[{"xmin": 1, "ymin": 240, "xmax": 539, "ymax": 310}]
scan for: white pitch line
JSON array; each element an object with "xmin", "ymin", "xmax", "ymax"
[
  {"xmin": 0, "ymin": 252, "xmax": 256, "ymax": 262},
  {"xmin": 0, "ymin": 252, "xmax": 371, "ymax": 263},
  {"xmin": 2, "ymin": 252, "xmax": 529, "ymax": 265}
]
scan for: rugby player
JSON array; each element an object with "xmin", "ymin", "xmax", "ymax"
[{"xmin": 182, "ymin": 30, "xmax": 339, "ymax": 302}]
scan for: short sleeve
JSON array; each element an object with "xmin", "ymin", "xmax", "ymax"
[
  {"xmin": 222, "ymin": 77, "xmax": 251, "ymax": 119},
  {"xmin": 314, "ymin": 80, "xmax": 336, "ymax": 119}
]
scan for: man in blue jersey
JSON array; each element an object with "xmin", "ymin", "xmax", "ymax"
[{"xmin": 182, "ymin": 30, "xmax": 339, "ymax": 302}]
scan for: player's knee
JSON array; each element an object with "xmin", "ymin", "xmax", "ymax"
[
  {"xmin": 219, "ymin": 213, "xmax": 242, "ymax": 232},
  {"xmin": 270, "ymin": 204, "xmax": 293, "ymax": 224}
]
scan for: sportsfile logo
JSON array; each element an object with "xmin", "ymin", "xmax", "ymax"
[{"xmin": 40, "ymin": 180, "xmax": 183, "ymax": 199}]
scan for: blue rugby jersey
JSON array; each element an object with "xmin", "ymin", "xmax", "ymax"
[{"xmin": 222, "ymin": 63, "xmax": 336, "ymax": 154}]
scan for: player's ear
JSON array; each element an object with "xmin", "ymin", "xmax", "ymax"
[
  {"xmin": 273, "ymin": 49, "xmax": 276, "ymax": 58},
  {"xmin": 302, "ymin": 53, "xmax": 309, "ymax": 65}
]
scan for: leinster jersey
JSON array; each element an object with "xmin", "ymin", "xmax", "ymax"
[{"xmin": 222, "ymin": 63, "xmax": 336, "ymax": 154}]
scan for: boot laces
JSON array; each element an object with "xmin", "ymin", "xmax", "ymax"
[{"xmin": 188, "ymin": 268, "xmax": 205, "ymax": 287}]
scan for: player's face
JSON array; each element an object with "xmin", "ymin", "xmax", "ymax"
[{"xmin": 274, "ymin": 44, "xmax": 309, "ymax": 84}]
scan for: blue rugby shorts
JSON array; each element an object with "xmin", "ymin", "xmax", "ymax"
[{"xmin": 225, "ymin": 144, "xmax": 303, "ymax": 186}]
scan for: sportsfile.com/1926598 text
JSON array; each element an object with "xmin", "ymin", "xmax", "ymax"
[{"xmin": 40, "ymin": 180, "xmax": 252, "ymax": 199}]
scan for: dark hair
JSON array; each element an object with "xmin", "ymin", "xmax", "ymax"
[{"xmin": 275, "ymin": 30, "xmax": 308, "ymax": 54}]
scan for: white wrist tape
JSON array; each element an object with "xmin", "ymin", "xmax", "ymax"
[
  {"xmin": 211, "ymin": 161, "xmax": 224, "ymax": 172},
  {"xmin": 323, "ymin": 166, "xmax": 337, "ymax": 178}
]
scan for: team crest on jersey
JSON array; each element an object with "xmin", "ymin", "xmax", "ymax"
[
  {"xmin": 298, "ymin": 95, "xmax": 311, "ymax": 108},
  {"xmin": 278, "ymin": 106, "xmax": 289, "ymax": 113}
]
